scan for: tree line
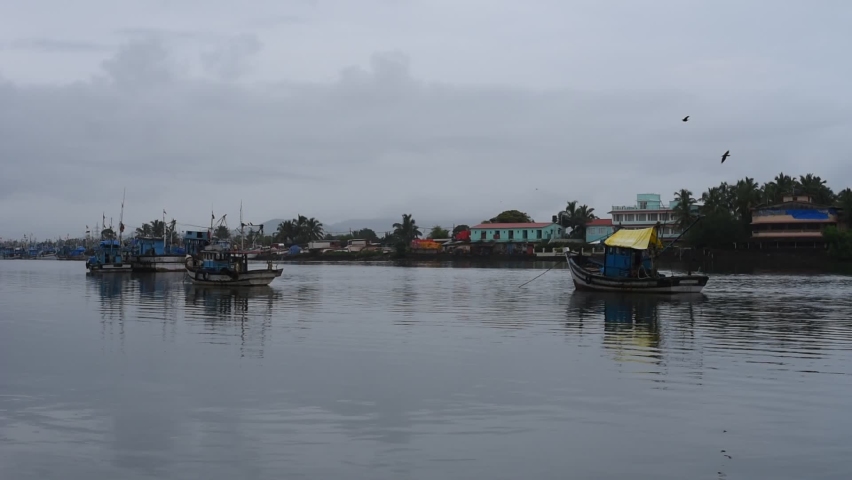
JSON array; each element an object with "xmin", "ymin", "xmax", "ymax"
[{"xmin": 670, "ymin": 172, "xmax": 852, "ymax": 252}]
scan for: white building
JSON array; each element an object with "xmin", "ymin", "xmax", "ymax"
[{"xmin": 609, "ymin": 193, "xmax": 697, "ymax": 240}]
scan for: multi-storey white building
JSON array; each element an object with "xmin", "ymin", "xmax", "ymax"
[{"xmin": 609, "ymin": 193, "xmax": 694, "ymax": 240}]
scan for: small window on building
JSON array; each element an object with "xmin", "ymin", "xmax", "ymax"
[
  {"xmin": 626, "ymin": 214, "xmax": 635, "ymax": 221},
  {"xmin": 523, "ymin": 230, "xmax": 528, "ymax": 239},
  {"xmin": 639, "ymin": 201, "xmax": 648, "ymax": 209},
  {"xmin": 537, "ymin": 229, "xmax": 542, "ymax": 239},
  {"xmin": 508, "ymin": 230, "xmax": 514, "ymax": 239},
  {"xmin": 614, "ymin": 214, "xmax": 621, "ymax": 222},
  {"xmin": 648, "ymin": 213, "xmax": 658, "ymax": 221},
  {"xmin": 637, "ymin": 214, "xmax": 647, "ymax": 222}
]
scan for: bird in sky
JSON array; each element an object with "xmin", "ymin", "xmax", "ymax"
[
  {"xmin": 682, "ymin": 115, "xmax": 689, "ymax": 122},
  {"xmin": 721, "ymin": 150, "xmax": 730, "ymax": 163}
]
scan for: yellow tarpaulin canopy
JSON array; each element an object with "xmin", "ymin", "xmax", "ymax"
[{"xmin": 604, "ymin": 227, "xmax": 663, "ymax": 250}]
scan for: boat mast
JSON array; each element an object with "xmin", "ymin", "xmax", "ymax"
[
  {"xmin": 240, "ymin": 201, "xmax": 244, "ymax": 251},
  {"xmin": 118, "ymin": 188, "xmax": 126, "ymax": 245}
]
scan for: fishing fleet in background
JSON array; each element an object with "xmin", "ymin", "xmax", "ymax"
[{"xmin": 2, "ymin": 195, "xmax": 283, "ymax": 287}]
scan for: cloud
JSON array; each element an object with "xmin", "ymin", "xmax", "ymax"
[
  {"xmin": 1, "ymin": 1, "xmax": 852, "ymax": 238},
  {"xmin": 201, "ymin": 35, "xmax": 262, "ymax": 81},
  {"xmin": 7, "ymin": 38, "xmax": 110, "ymax": 53}
]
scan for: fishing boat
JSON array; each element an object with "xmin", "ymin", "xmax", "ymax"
[
  {"xmin": 86, "ymin": 239, "xmax": 132, "ymax": 273},
  {"xmin": 130, "ymin": 237, "xmax": 186, "ymax": 272},
  {"xmin": 86, "ymin": 190, "xmax": 132, "ymax": 273},
  {"xmin": 183, "ymin": 213, "xmax": 282, "ymax": 286},
  {"xmin": 184, "ymin": 241, "xmax": 282, "ymax": 286},
  {"xmin": 130, "ymin": 216, "xmax": 186, "ymax": 272},
  {"xmin": 565, "ymin": 222, "xmax": 708, "ymax": 294}
]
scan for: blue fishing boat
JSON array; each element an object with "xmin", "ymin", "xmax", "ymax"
[
  {"xmin": 130, "ymin": 237, "xmax": 186, "ymax": 272},
  {"xmin": 86, "ymin": 239, "xmax": 132, "ymax": 273},
  {"xmin": 566, "ymin": 222, "xmax": 709, "ymax": 294},
  {"xmin": 185, "ymin": 241, "xmax": 282, "ymax": 286},
  {"xmin": 184, "ymin": 215, "xmax": 281, "ymax": 286}
]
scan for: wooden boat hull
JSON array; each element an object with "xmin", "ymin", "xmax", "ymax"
[
  {"xmin": 567, "ymin": 253, "xmax": 708, "ymax": 294},
  {"xmin": 184, "ymin": 256, "xmax": 283, "ymax": 286},
  {"xmin": 185, "ymin": 268, "xmax": 282, "ymax": 286},
  {"xmin": 86, "ymin": 263, "xmax": 132, "ymax": 273},
  {"xmin": 130, "ymin": 255, "xmax": 186, "ymax": 272}
]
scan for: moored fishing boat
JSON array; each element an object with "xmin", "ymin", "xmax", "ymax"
[
  {"xmin": 130, "ymin": 236, "xmax": 186, "ymax": 272},
  {"xmin": 86, "ymin": 239, "xmax": 132, "ymax": 273},
  {"xmin": 86, "ymin": 189, "xmax": 132, "ymax": 273},
  {"xmin": 184, "ymin": 242, "xmax": 282, "ymax": 286},
  {"xmin": 130, "ymin": 216, "xmax": 186, "ymax": 272},
  {"xmin": 566, "ymin": 222, "xmax": 708, "ymax": 294}
]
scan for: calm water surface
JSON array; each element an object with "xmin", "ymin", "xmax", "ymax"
[{"xmin": 1, "ymin": 261, "xmax": 851, "ymax": 479}]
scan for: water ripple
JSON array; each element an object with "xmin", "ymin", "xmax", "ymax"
[{"xmin": 3, "ymin": 261, "xmax": 852, "ymax": 479}]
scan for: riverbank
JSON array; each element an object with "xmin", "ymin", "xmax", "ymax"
[{"xmin": 268, "ymin": 248, "xmax": 852, "ymax": 274}]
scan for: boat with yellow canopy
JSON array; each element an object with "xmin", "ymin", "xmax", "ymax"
[{"xmin": 565, "ymin": 222, "xmax": 709, "ymax": 293}]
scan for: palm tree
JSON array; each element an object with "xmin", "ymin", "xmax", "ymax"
[
  {"xmin": 799, "ymin": 173, "xmax": 834, "ymax": 204},
  {"xmin": 760, "ymin": 182, "xmax": 778, "ymax": 206},
  {"xmin": 150, "ymin": 219, "xmax": 165, "ymax": 237},
  {"xmin": 393, "ymin": 214, "xmax": 422, "ymax": 244},
  {"xmin": 837, "ymin": 188, "xmax": 852, "ymax": 227},
  {"xmin": 135, "ymin": 223, "xmax": 153, "ymax": 237},
  {"xmin": 774, "ymin": 173, "xmax": 799, "ymax": 201},
  {"xmin": 300, "ymin": 216, "xmax": 324, "ymax": 242},
  {"xmin": 701, "ymin": 184, "xmax": 733, "ymax": 215},
  {"xmin": 558, "ymin": 200, "xmax": 578, "ymax": 229},
  {"xmin": 672, "ymin": 189, "xmax": 696, "ymax": 232},
  {"xmin": 275, "ymin": 220, "xmax": 295, "ymax": 244},
  {"xmin": 570, "ymin": 205, "xmax": 597, "ymax": 239},
  {"xmin": 733, "ymin": 177, "xmax": 762, "ymax": 224}
]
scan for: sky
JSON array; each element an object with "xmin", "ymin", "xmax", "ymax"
[{"xmin": 2, "ymin": 0, "xmax": 852, "ymax": 239}]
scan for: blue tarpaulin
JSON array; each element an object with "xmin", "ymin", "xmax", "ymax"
[{"xmin": 787, "ymin": 210, "xmax": 829, "ymax": 220}]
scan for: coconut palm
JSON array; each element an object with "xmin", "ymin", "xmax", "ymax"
[
  {"xmin": 774, "ymin": 173, "xmax": 800, "ymax": 201},
  {"xmin": 733, "ymin": 177, "xmax": 762, "ymax": 225},
  {"xmin": 837, "ymin": 188, "xmax": 852, "ymax": 227},
  {"xmin": 299, "ymin": 216, "xmax": 325, "ymax": 243},
  {"xmin": 672, "ymin": 189, "xmax": 697, "ymax": 232},
  {"xmin": 135, "ymin": 223, "xmax": 153, "ymax": 237},
  {"xmin": 393, "ymin": 214, "xmax": 422, "ymax": 244},
  {"xmin": 275, "ymin": 220, "xmax": 296, "ymax": 244},
  {"xmin": 701, "ymin": 182, "xmax": 736, "ymax": 215},
  {"xmin": 799, "ymin": 173, "xmax": 834, "ymax": 204},
  {"xmin": 558, "ymin": 200, "xmax": 578, "ymax": 229},
  {"xmin": 570, "ymin": 204, "xmax": 597, "ymax": 239}
]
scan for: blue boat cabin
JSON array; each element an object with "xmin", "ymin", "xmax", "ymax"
[
  {"xmin": 603, "ymin": 246, "xmax": 653, "ymax": 278},
  {"xmin": 183, "ymin": 230, "xmax": 211, "ymax": 255},
  {"xmin": 134, "ymin": 237, "xmax": 185, "ymax": 256},
  {"xmin": 91, "ymin": 239, "xmax": 125, "ymax": 265}
]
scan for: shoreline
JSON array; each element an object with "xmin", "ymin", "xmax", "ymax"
[{"xmin": 259, "ymin": 248, "xmax": 852, "ymax": 274}]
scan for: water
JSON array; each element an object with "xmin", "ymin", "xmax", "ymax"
[{"xmin": 1, "ymin": 260, "xmax": 851, "ymax": 479}]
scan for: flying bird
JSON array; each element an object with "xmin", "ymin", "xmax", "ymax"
[
  {"xmin": 682, "ymin": 115, "xmax": 689, "ymax": 122},
  {"xmin": 721, "ymin": 150, "xmax": 730, "ymax": 163}
]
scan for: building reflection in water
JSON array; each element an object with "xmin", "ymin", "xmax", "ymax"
[{"xmin": 183, "ymin": 285, "xmax": 283, "ymax": 358}]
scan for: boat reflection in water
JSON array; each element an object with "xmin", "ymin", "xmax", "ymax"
[
  {"xmin": 567, "ymin": 291, "xmax": 707, "ymax": 365},
  {"xmin": 183, "ymin": 285, "xmax": 284, "ymax": 358}
]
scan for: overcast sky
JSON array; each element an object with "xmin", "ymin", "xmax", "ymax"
[{"xmin": 2, "ymin": 0, "xmax": 851, "ymax": 239}]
